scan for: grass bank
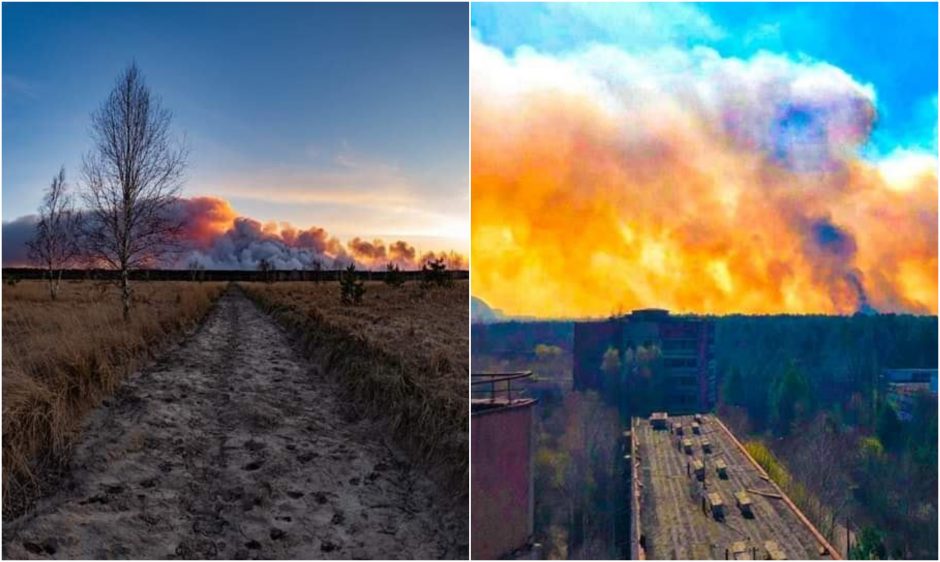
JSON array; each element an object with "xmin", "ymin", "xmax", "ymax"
[
  {"xmin": 240, "ymin": 281, "xmax": 468, "ymax": 497},
  {"xmin": 2, "ymin": 280, "xmax": 226, "ymax": 512}
]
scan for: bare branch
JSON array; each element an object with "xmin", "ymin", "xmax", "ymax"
[
  {"xmin": 27, "ymin": 166, "xmax": 80, "ymax": 299},
  {"xmin": 80, "ymin": 63, "xmax": 188, "ymax": 320}
]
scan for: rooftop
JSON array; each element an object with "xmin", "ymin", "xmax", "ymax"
[
  {"xmin": 632, "ymin": 414, "xmax": 839, "ymax": 560},
  {"xmin": 471, "ymin": 371, "xmax": 536, "ymax": 415}
]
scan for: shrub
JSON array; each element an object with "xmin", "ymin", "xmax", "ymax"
[
  {"xmin": 421, "ymin": 257, "xmax": 452, "ymax": 288},
  {"xmin": 385, "ymin": 263, "xmax": 405, "ymax": 287},
  {"xmin": 851, "ymin": 526, "xmax": 887, "ymax": 560},
  {"xmin": 744, "ymin": 440, "xmax": 792, "ymax": 488},
  {"xmin": 340, "ymin": 263, "xmax": 365, "ymax": 305}
]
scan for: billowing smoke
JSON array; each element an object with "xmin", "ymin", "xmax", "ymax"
[
  {"xmin": 347, "ymin": 237, "xmax": 387, "ymax": 265},
  {"xmin": 346, "ymin": 237, "xmax": 467, "ymax": 270},
  {"xmin": 420, "ymin": 250, "xmax": 468, "ymax": 271},
  {"xmin": 801, "ymin": 216, "xmax": 872, "ymax": 314},
  {"xmin": 1, "ymin": 215, "xmax": 38, "ymax": 266},
  {"xmin": 170, "ymin": 196, "xmax": 464, "ymax": 270},
  {"xmin": 389, "ymin": 240, "xmax": 417, "ymax": 264},
  {"xmin": 472, "ymin": 39, "xmax": 937, "ymax": 316},
  {"xmin": 3, "ymin": 196, "xmax": 466, "ymax": 271}
]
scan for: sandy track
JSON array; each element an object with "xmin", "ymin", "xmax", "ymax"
[{"xmin": 2, "ymin": 288, "xmax": 465, "ymax": 559}]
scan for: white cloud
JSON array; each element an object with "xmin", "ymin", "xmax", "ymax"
[
  {"xmin": 474, "ymin": 3, "xmax": 725, "ymax": 54},
  {"xmin": 473, "ymin": 37, "xmax": 878, "ymax": 172}
]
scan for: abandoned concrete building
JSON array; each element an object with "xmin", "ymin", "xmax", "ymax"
[
  {"xmin": 630, "ymin": 413, "xmax": 841, "ymax": 560},
  {"xmin": 573, "ymin": 309, "xmax": 717, "ymax": 414},
  {"xmin": 881, "ymin": 368, "xmax": 938, "ymax": 422}
]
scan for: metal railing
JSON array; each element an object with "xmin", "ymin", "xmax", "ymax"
[{"xmin": 470, "ymin": 371, "xmax": 533, "ymax": 404}]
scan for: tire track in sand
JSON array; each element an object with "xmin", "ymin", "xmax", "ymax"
[{"xmin": 2, "ymin": 287, "xmax": 465, "ymax": 559}]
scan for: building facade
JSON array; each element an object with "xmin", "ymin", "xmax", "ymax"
[
  {"xmin": 573, "ymin": 309, "xmax": 716, "ymax": 414},
  {"xmin": 470, "ymin": 375, "xmax": 536, "ymax": 559},
  {"xmin": 882, "ymin": 368, "xmax": 938, "ymax": 422}
]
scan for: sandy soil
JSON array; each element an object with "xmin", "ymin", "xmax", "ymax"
[{"xmin": 2, "ymin": 288, "xmax": 466, "ymax": 559}]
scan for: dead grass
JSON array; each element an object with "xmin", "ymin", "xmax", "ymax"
[
  {"xmin": 2, "ymin": 280, "xmax": 226, "ymax": 507},
  {"xmin": 240, "ymin": 280, "xmax": 468, "ymax": 496}
]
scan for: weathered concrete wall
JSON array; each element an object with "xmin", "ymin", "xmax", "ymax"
[
  {"xmin": 471, "ymin": 402, "xmax": 534, "ymax": 560},
  {"xmin": 573, "ymin": 319, "xmax": 622, "ymax": 391}
]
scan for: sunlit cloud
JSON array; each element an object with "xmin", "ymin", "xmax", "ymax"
[
  {"xmin": 471, "ymin": 37, "xmax": 937, "ymax": 317},
  {"xmin": 183, "ymin": 143, "xmax": 468, "ymax": 254}
]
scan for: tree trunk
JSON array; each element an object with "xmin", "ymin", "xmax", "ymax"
[
  {"xmin": 47, "ymin": 268, "xmax": 58, "ymax": 300},
  {"xmin": 121, "ymin": 268, "xmax": 131, "ymax": 322},
  {"xmin": 53, "ymin": 269, "xmax": 63, "ymax": 300}
]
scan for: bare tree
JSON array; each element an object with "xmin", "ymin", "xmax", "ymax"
[
  {"xmin": 82, "ymin": 63, "xmax": 188, "ymax": 321},
  {"xmin": 27, "ymin": 166, "xmax": 80, "ymax": 300},
  {"xmin": 258, "ymin": 258, "xmax": 275, "ymax": 283},
  {"xmin": 187, "ymin": 258, "xmax": 205, "ymax": 282},
  {"xmin": 301, "ymin": 258, "xmax": 323, "ymax": 283}
]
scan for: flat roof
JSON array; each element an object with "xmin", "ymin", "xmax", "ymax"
[
  {"xmin": 633, "ymin": 414, "xmax": 839, "ymax": 560},
  {"xmin": 470, "ymin": 397, "xmax": 536, "ymax": 415}
]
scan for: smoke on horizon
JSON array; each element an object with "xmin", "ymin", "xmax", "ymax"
[{"xmin": 2, "ymin": 196, "xmax": 467, "ymax": 271}]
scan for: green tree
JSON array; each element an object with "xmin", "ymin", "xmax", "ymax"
[
  {"xmin": 339, "ymin": 263, "xmax": 365, "ymax": 305},
  {"xmin": 600, "ymin": 346, "xmax": 623, "ymax": 411},
  {"xmin": 721, "ymin": 366, "xmax": 746, "ymax": 406},
  {"xmin": 770, "ymin": 362, "xmax": 814, "ymax": 436},
  {"xmin": 600, "ymin": 347, "xmax": 621, "ymax": 377},
  {"xmin": 907, "ymin": 393, "xmax": 938, "ymax": 472},
  {"xmin": 850, "ymin": 526, "xmax": 886, "ymax": 560},
  {"xmin": 535, "ymin": 344, "xmax": 564, "ymax": 358},
  {"xmin": 421, "ymin": 257, "xmax": 452, "ymax": 288},
  {"xmin": 858, "ymin": 436, "xmax": 885, "ymax": 460},
  {"xmin": 384, "ymin": 262, "xmax": 405, "ymax": 287},
  {"xmin": 875, "ymin": 403, "xmax": 903, "ymax": 453}
]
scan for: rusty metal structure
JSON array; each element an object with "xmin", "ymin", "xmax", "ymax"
[{"xmin": 470, "ymin": 371, "xmax": 537, "ymax": 559}]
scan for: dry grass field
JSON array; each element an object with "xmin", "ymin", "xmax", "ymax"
[
  {"xmin": 2, "ymin": 280, "xmax": 226, "ymax": 508},
  {"xmin": 241, "ymin": 280, "xmax": 469, "ymax": 495}
]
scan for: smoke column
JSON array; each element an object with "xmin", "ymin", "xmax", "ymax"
[{"xmin": 471, "ymin": 39, "xmax": 937, "ymax": 316}]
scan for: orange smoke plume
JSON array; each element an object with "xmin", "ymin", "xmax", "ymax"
[
  {"xmin": 471, "ymin": 41, "xmax": 937, "ymax": 316},
  {"xmin": 3, "ymin": 195, "xmax": 466, "ymax": 271},
  {"xmin": 171, "ymin": 196, "xmax": 466, "ymax": 271},
  {"xmin": 178, "ymin": 196, "xmax": 239, "ymax": 248}
]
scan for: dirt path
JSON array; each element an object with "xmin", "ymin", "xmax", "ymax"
[{"xmin": 2, "ymin": 288, "xmax": 466, "ymax": 559}]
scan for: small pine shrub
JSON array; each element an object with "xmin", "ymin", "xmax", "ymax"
[
  {"xmin": 421, "ymin": 258, "xmax": 452, "ymax": 288},
  {"xmin": 385, "ymin": 263, "xmax": 405, "ymax": 287},
  {"xmin": 340, "ymin": 263, "xmax": 365, "ymax": 305}
]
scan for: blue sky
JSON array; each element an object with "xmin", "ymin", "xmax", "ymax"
[
  {"xmin": 4, "ymin": 2, "xmax": 469, "ymax": 252},
  {"xmin": 472, "ymin": 2, "xmax": 938, "ymax": 156}
]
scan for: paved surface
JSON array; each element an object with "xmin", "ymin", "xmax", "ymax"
[
  {"xmin": 3, "ymin": 288, "xmax": 465, "ymax": 559},
  {"xmin": 634, "ymin": 414, "xmax": 835, "ymax": 560}
]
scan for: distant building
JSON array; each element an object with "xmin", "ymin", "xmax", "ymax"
[
  {"xmin": 882, "ymin": 368, "xmax": 938, "ymax": 422},
  {"xmin": 573, "ymin": 309, "xmax": 716, "ymax": 414},
  {"xmin": 470, "ymin": 373, "xmax": 536, "ymax": 559}
]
